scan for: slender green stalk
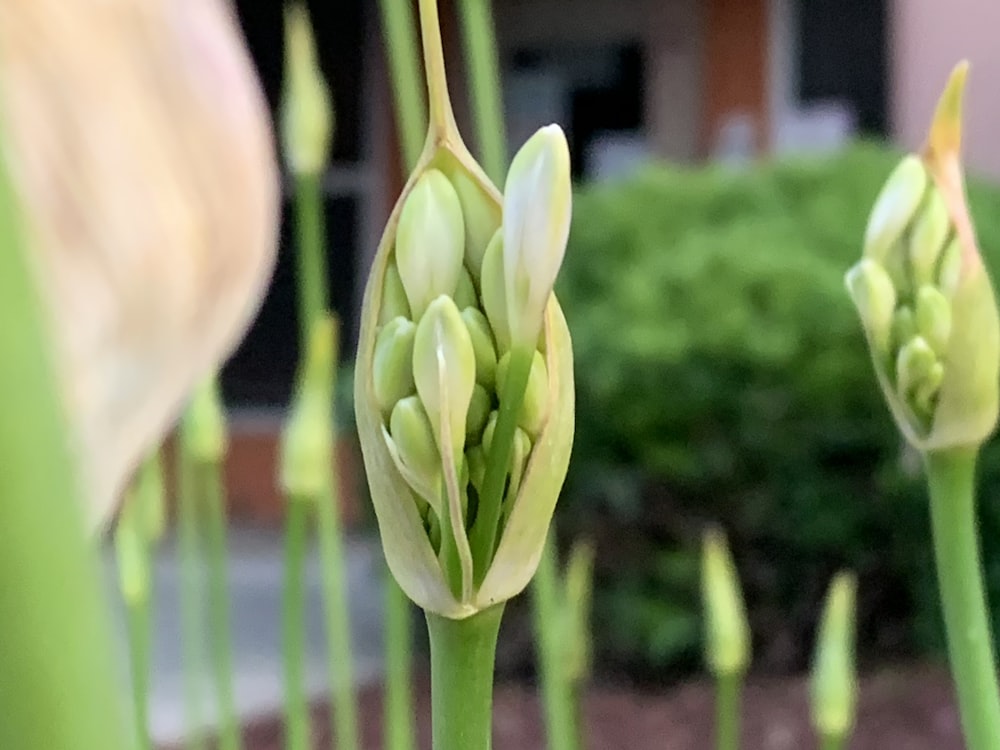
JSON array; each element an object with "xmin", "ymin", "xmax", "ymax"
[
  {"xmin": 0, "ymin": 135, "xmax": 131, "ymax": 750},
  {"xmin": 530, "ymin": 533, "xmax": 580, "ymax": 750},
  {"xmin": 819, "ymin": 736, "xmax": 844, "ymax": 750},
  {"xmin": 378, "ymin": 0, "xmax": 427, "ymax": 167},
  {"xmin": 178, "ymin": 443, "xmax": 209, "ymax": 750},
  {"xmin": 202, "ymin": 461, "xmax": 244, "ymax": 750},
  {"xmin": 294, "ymin": 171, "xmax": 329, "ymax": 347},
  {"xmin": 456, "ymin": 0, "xmax": 507, "ymax": 183},
  {"xmin": 426, "ymin": 606, "xmax": 505, "ymax": 750},
  {"xmin": 384, "ymin": 575, "xmax": 416, "ymax": 750},
  {"xmin": 315, "ymin": 483, "xmax": 361, "ymax": 750},
  {"xmin": 283, "ymin": 498, "xmax": 312, "ymax": 750},
  {"xmin": 926, "ymin": 447, "xmax": 1000, "ymax": 750},
  {"xmin": 714, "ymin": 673, "xmax": 741, "ymax": 750},
  {"xmin": 125, "ymin": 593, "xmax": 154, "ymax": 750}
]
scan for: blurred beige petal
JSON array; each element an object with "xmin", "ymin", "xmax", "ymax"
[{"xmin": 0, "ymin": 0, "xmax": 280, "ymax": 527}]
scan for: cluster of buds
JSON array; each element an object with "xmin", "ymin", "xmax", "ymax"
[
  {"xmin": 846, "ymin": 63, "xmax": 1000, "ymax": 452},
  {"xmin": 356, "ymin": 124, "xmax": 575, "ymax": 618}
]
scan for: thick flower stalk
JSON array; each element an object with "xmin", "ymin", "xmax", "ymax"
[
  {"xmin": 0, "ymin": 0, "xmax": 280, "ymax": 527},
  {"xmin": 846, "ymin": 62, "xmax": 1000, "ymax": 750},
  {"xmin": 355, "ymin": 24, "xmax": 574, "ymax": 620}
]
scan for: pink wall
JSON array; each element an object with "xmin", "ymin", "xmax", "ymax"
[{"xmin": 892, "ymin": 0, "xmax": 1000, "ymax": 180}]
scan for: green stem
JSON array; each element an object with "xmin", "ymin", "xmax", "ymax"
[
  {"xmin": 202, "ymin": 461, "xmax": 243, "ymax": 750},
  {"xmin": 417, "ymin": 0, "xmax": 458, "ymax": 137},
  {"xmin": 315, "ymin": 485, "xmax": 361, "ymax": 750},
  {"xmin": 283, "ymin": 498, "xmax": 312, "ymax": 750},
  {"xmin": 378, "ymin": 0, "xmax": 427, "ymax": 167},
  {"xmin": 819, "ymin": 736, "xmax": 845, "ymax": 750},
  {"xmin": 126, "ymin": 592, "xmax": 154, "ymax": 750},
  {"xmin": 294, "ymin": 170, "xmax": 328, "ymax": 346},
  {"xmin": 715, "ymin": 673, "xmax": 742, "ymax": 750},
  {"xmin": 926, "ymin": 446, "xmax": 1000, "ymax": 750},
  {"xmin": 384, "ymin": 575, "xmax": 416, "ymax": 750},
  {"xmin": 0, "ymin": 132, "xmax": 132, "ymax": 750},
  {"xmin": 178, "ymin": 443, "xmax": 209, "ymax": 750},
  {"xmin": 530, "ymin": 533, "xmax": 579, "ymax": 750},
  {"xmin": 456, "ymin": 0, "xmax": 507, "ymax": 183},
  {"xmin": 469, "ymin": 345, "xmax": 533, "ymax": 583},
  {"xmin": 426, "ymin": 606, "xmax": 505, "ymax": 750}
]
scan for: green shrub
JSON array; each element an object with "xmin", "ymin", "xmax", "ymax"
[{"xmin": 556, "ymin": 142, "xmax": 1000, "ymax": 677}]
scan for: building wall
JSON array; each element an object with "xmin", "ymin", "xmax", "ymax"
[{"xmin": 891, "ymin": 0, "xmax": 1000, "ymax": 179}]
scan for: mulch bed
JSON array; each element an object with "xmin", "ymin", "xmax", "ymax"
[{"xmin": 190, "ymin": 664, "xmax": 966, "ymax": 749}]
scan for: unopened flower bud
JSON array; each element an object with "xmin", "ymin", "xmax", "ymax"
[
  {"xmin": 373, "ymin": 317, "xmax": 416, "ymax": 413},
  {"xmin": 281, "ymin": 2, "xmax": 332, "ymax": 175},
  {"xmin": 891, "ymin": 306, "xmax": 917, "ymax": 352},
  {"xmin": 466, "ymin": 444, "xmax": 486, "ymax": 494},
  {"xmin": 454, "ymin": 267, "xmax": 479, "ymax": 311},
  {"xmin": 447, "ymin": 166, "xmax": 502, "ymax": 282},
  {"xmin": 396, "ymin": 169, "xmax": 465, "ymax": 319},
  {"xmin": 413, "ymin": 296, "xmax": 476, "ymax": 461},
  {"xmin": 462, "ymin": 307, "xmax": 498, "ymax": 390},
  {"xmin": 182, "ymin": 379, "xmax": 228, "ymax": 465},
  {"xmin": 938, "ymin": 237, "xmax": 963, "ymax": 298},
  {"xmin": 915, "ymin": 285, "xmax": 952, "ymax": 355},
  {"xmin": 702, "ymin": 528, "xmax": 751, "ymax": 678},
  {"xmin": 480, "ymin": 228, "xmax": 510, "ymax": 353},
  {"xmin": 466, "ymin": 385, "xmax": 491, "ymax": 444},
  {"xmin": 502, "ymin": 125, "xmax": 572, "ymax": 348},
  {"xmin": 497, "ymin": 349, "xmax": 550, "ymax": 437},
  {"xmin": 387, "ymin": 396, "xmax": 442, "ymax": 505},
  {"xmin": 811, "ymin": 573, "xmax": 858, "ymax": 742},
  {"xmin": 845, "ymin": 259, "xmax": 896, "ymax": 356},
  {"xmin": 896, "ymin": 336, "xmax": 938, "ymax": 400},
  {"xmin": 380, "ymin": 260, "xmax": 412, "ymax": 324},
  {"xmin": 115, "ymin": 496, "xmax": 150, "ymax": 607},
  {"xmin": 863, "ymin": 155, "xmax": 928, "ymax": 263},
  {"xmin": 909, "ymin": 187, "xmax": 950, "ymax": 286}
]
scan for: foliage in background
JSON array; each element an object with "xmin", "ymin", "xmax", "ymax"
[{"xmin": 555, "ymin": 142, "xmax": 1000, "ymax": 676}]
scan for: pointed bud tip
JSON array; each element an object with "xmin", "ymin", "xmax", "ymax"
[{"xmin": 928, "ymin": 61, "xmax": 969, "ymax": 161}]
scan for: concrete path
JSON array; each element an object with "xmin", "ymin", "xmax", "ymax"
[{"xmin": 105, "ymin": 527, "xmax": 388, "ymax": 745}]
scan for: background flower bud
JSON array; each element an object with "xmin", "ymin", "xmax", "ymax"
[
  {"xmin": 811, "ymin": 573, "xmax": 858, "ymax": 742},
  {"xmin": 395, "ymin": 169, "xmax": 466, "ymax": 319},
  {"xmin": 0, "ymin": 0, "xmax": 280, "ymax": 527},
  {"xmin": 701, "ymin": 528, "xmax": 751, "ymax": 678},
  {"xmin": 281, "ymin": 2, "xmax": 332, "ymax": 175},
  {"xmin": 502, "ymin": 124, "xmax": 572, "ymax": 348},
  {"xmin": 373, "ymin": 317, "xmax": 417, "ymax": 413}
]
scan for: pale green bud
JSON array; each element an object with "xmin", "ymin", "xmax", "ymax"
[
  {"xmin": 413, "ymin": 296, "xmax": 476, "ymax": 461},
  {"xmin": 896, "ymin": 336, "xmax": 939, "ymax": 408},
  {"xmin": 863, "ymin": 155, "xmax": 928, "ymax": 263},
  {"xmin": 466, "ymin": 385, "xmax": 491, "ymax": 444},
  {"xmin": 502, "ymin": 125, "xmax": 572, "ymax": 348},
  {"xmin": 114, "ymin": 495, "xmax": 150, "ymax": 607},
  {"xmin": 890, "ymin": 306, "xmax": 916, "ymax": 353},
  {"xmin": 480, "ymin": 228, "xmax": 510, "ymax": 353},
  {"xmin": 373, "ymin": 317, "xmax": 416, "ymax": 413},
  {"xmin": 810, "ymin": 573, "xmax": 858, "ymax": 741},
  {"xmin": 914, "ymin": 362, "xmax": 945, "ymax": 415},
  {"xmin": 563, "ymin": 541, "xmax": 596, "ymax": 684},
  {"xmin": 281, "ymin": 3, "xmax": 332, "ymax": 175},
  {"xmin": 181, "ymin": 378, "xmax": 227, "ymax": 465},
  {"xmin": 497, "ymin": 349, "xmax": 549, "ymax": 437},
  {"xmin": 379, "ymin": 260, "xmax": 412, "ymax": 325},
  {"xmin": 466, "ymin": 444, "xmax": 486, "ymax": 494},
  {"xmin": 909, "ymin": 187, "xmax": 950, "ymax": 286},
  {"xmin": 387, "ymin": 396, "xmax": 441, "ymax": 505},
  {"xmin": 446, "ymin": 165, "xmax": 502, "ymax": 282},
  {"xmin": 280, "ymin": 316, "xmax": 336, "ymax": 499},
  {"xmin": 396, "ymin": 169, "xmax": 465, "ymax": 319},
  {"xmin": 915, "ymin": 285, "xmax": 952, "ymax": 355},
  {"xmin": 461, "ymin": 307, "xmax": 498, "ymax": 390},
  {"xmin": 454, "ymin": 266, "xmax": 479, "ymax": 311},
  {"xmin": 505, "ymin": 427, "xmax": 533, "ymax": 508},
  {"xmin": 134, "ymin": 452, "xmax": 166, "ymax": 545},
  {"xmin": 701, "ymin": 528, "xmax": 751, "ymax": 677},
  {"xmin": 845, "ymin": 259, "xmax": 896, "ymax": 356},
  {"xmin": 937, "ymin": 237, "xmax": 962, "ymax": 298}
]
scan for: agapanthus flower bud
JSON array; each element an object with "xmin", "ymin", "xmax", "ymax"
[
  {"xmin": 373, "ymin": 317, "xmax": 417, "ymax": 413},
  {"xmin": 387, "ymin": 396, "xmax": 442, "ymax": 506},
  {"xmin": 811, "ymin": 573, "xmax": 858, "ymax": 742},
  {"xmin": 0, "ymin": 0, "xmax": 280, "ymax": 528},
  {"xmin": 281, "ymin": 2, "xmax": 333, "ymax": 175},
  {"xmin": 497, "ymin": 349, "xmax": 550, "ymax": 437},
  {"xmin": 502, "ymin": 125, "xmax": 572, "ymax": 349},
  {"xmin": 701, "ymin": 528, "xmax": 751, "ymax": 678},
  {"xmin": 461, "ymin": 307, "xmax": 499, "ymax": 390},
  {"xmin": 846, "ymin": 62, "xmax": 1000, "ymax": 451}
]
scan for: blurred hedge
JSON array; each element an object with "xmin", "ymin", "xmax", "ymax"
[{"xmin": 555, "ymin": 142, "xmax": 1000, "ymax": 678}]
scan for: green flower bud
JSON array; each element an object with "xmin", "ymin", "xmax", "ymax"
[
  {"xmin": 505, "ymin": 427, "xmax": 533, "ymax": 510},
  {"xmin": 396, "ymin": 169, "xmax": 465, "ymax": 319},
  {"xmin": 563, "ymin": 541, "xmax": 596, "ymax": 685},
  {"xmin": 461, "ymin": 307, "xmax": 498, "ymax": 390},
  {"xmin": 181, "ymin": 377, "xmax": 228, "ymax": 465},
  {"xmin": 845, "ymin": 259, "xmax": 896, "ymax": 357},
  {"xmin": 379, "ymin": 260, "xmax": 412, "ymax": 325},
  {"xmin": 413, "ymin": 295, "xmax": 476, "ymax": 461},
  {"xmin": 386, "ymin": 395, "xmax": 441, "ymax": 507},
  {"xmin": 115, "ymin": 494, "xmax": 150, "ymax": 607},
  {"xmin": 479, "ymin": 228, "xmax": 510, "ymax": 353},
  {"xmin": 915, "ymin": 284, "xmax": 952, "ymax": 355},
  {"xmin": 454, "ymin": 266, "xmax": 479, "ymax": 311},
  {"xmin": 373, "ymin": 317, "xmax": 416, "ymax": 413},
  {"xmin": 497, "ymin": 349, "xmax": 549, "ymax": 437},
  {"xmin": 280, "ymin": 316, "xmax": 336, "ymax": 499},
  {"xmin": 701, "ymin": 528, "xmax": 751, "ymax": 678},
  {"xmin": 846, "ymin": 62, "xmax": 1000, "ymax": 451},
  {"xmin": 810, "ymin": 573, "xmax": 858, "ymax": 742},
  {"xmin": 466, "ymin": 444, "xmax": 486, "ymax": 494},
  {"xmin": 446, "ymin": 165, "xmax": 502, "ymax": 282},
  {"xmin": 502, "ymin": 125, "xmax": 572, "ymax": 348},
  {"xmin": 134, "ymin": 452, "xmax": 166, "ymax": 545},
  {"xmin": 281, "ymin": 3, "xmax": 332, "ymax": 175},
  {"xmin": 466, "ymin": 384, "xmax": 491, "ymax": 444}
]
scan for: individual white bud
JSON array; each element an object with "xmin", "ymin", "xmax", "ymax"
[
  {"xmin": 461, "ymin": 307, "xmax": 499, "ymax": 390},
  {"xmin": 502, "ymin": 124, "xmax": 572, "ymax": 348},
  {"xmin": 845, "ymin": 260, "xmax": 896, "ymax": 357},
  {"xmin": 373, "ymin": 317, "xmax": 417, "ymax": 413},
  {"xmin": 863, "ymin": 155, "xmax": 928, "ymax": 263},
  {"xmin": 497, "ymin": 349, "xmax": 549, "ymax": 437}
]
